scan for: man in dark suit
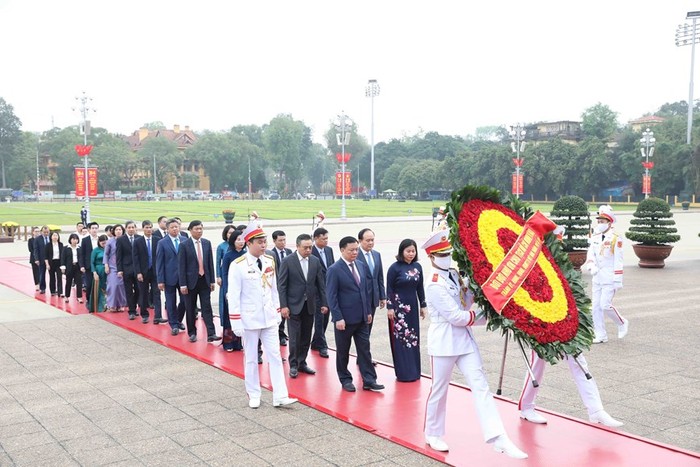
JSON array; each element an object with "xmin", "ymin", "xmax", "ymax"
[
  {"xmin": 134, "ymin": 220, "xmax": 166, "ymax": 325},
  {"xmin": 79, "ymin": 222, "xmax": 100, "ymax": 304},
  {"xmin": 326, "ymin": 236, "xmax": 384, "ymax": 393},
  {"xmin": 152, "ymin": 215, "xmax": 168, "ymax": 241},
  {"xmin": 117, "ymin": 220, "xmax": 142, "ymax": 321},
  {"xmin": 356, "ymin": 228, "xmax": 386, "ymax": 335},
  {"xmin": 267, "ymin": 230, "xmax": 293, "ymax": 346},
  {"xmin": 33, "ymin": 225, "xmax": 51, "ymax": 293},
  {"xmin": 178, "ymin": 220, "xmax": 220, "ymax": 343},
  {"xmin": 157, "ymin": 219, "xmax": 186, "ymax": 335},
  {"xmin": 310, "ymin": 227, "xmax": 335, "ymax": 358},
  {"xmin": 278, "ymin": 233, "xmax": 328, "ymax": 378}
]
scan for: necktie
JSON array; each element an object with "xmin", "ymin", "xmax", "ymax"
[
  {"xmin": 174, "ymin": 238, "xmax": 179, "ymax": 252},
  {"xmin": 318, "ymin": 248, "xmax": 327, "ymax": 268},
  {"xmin": 350, "ymin": 262, "xmax": 360, "ymax": 286},
  {"xmin": 147, "ymin": 238, "xmax": 152, "ymax": 268},
  {"xmin": 257, "ymin": 258, "xmax": 263, "ymax": 271},
  {"xmin": 129, "ymin": 236, "xmax": 133, "ymax": 245},
  {"xmin": 196, "ymin": 240, "xmax": 204, "ymax": 276},
  {"xmin": 366, "ymin": 252, "xmax": 375, "ymax": 274},
  {"xmin": 280, "ymin": 249, "xmax": 285, "ymax": 259}
]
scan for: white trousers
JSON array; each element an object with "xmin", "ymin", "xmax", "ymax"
[
  {"xmin": 242, "ymin": 325, "xmax": 289, "ymax": 402},
  {"xmin": 518, "ymin": 352, "xmax": 604, "ymax": 417},
  {"xmin": 591, "ymin": 283, "xmax": 624, "ymax": 339},
  {"xmin": 424, "ymin": 352, "xmax": 505, "ymax": 443}
]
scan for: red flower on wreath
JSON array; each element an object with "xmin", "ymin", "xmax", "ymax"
[{"xmin": 457, "ymin": 199, "xmax": 579, "ymax": 344}]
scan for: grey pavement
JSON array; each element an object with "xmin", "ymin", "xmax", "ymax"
[{"xmin": 1, "ymin": 211, "xmax": 699, "ymax": 465}]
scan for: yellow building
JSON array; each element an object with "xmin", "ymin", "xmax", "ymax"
[
  {"xmin": 124, "ymin": 124, "xmax": 210, "ymax": 192},
  {"xmin": 628, "ymin": 116, "xmax": 665, "ymax": 133}
]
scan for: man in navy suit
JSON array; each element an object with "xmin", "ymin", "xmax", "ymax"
[
  {"xmin": 326, "ymin": 236, "xmax": 384, "ymax": 393},
  {"xmin": 157, "ymin": 219, "xmax": 186, "ymax": 335},
  {"xmin": 356, "ymin": 228, "xmax": 386, "ymax": 337},
  {"xmin": 178, "ymin": 220, "xmax": 220, "ymax": 343},
  {"xmin": 117, "ymin": 220, "xmax": 142, "ymax": 321},
  {"xmin": 278, "ymin": 233, "xmax": 328, "ymax": 378},
  {"xmin": 33, "ymin": 225, "xmax": 51, "ymax": 293},
  {"xmin": 267, "ymin": 230, "xmax": 293, "ymax": 346},
  {"xmin": 310, "ymin": 227, "xmax": 334, "ymax": 358},
  {"xmin": 134, "ymin": 220, "xmax": 166, "ymax": 325},
  {"xmin": 79, "ymin": 222, "xmax": 100, "ymax": 304}
]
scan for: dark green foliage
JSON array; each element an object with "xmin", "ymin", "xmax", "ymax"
[
  {"xmin": 625, "ymin": 197, "xmax": 681, "ymax": 245},
  {"xmin": 550, "ymin": 195, "xmax": 591, "ymax": 251}
]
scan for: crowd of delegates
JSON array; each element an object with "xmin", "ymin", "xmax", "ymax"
[{"xmin": 27, "ymin": 210, "xmax": 627, "ymax": 460}]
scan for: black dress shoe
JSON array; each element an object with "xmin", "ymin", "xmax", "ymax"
[
  {"xmin": 171, "ymin": 328, "xmax": 179, "ymax": 336},
  {"xmin": 153, "ymin": 318, "xmax": 168, "ymax": 324},
  {"xmin": 289, "ymin": 368, "xmax": 298, "ymax": 378},
  {"xmin": 280, "ymin": 337, "xmax": 288, "ymax": 346},
  {"xmin": 141, "ymin": 317, "xmax": 149, "ymax": 324},
  {"xmin": 39, "ymin": 290, "xmax": 45, "ymax": 294},
  {"xmin": 207, "ymin": 335, "xmax": 222, "ymax": 342},
  {"xmin": 342, "ymin": 382, "xmax": 356, "ymax": 392},
  {"xmin": 362, "ymin": 382, "xmax": 385, "ymax": 392},
  {"xmin": 128, "ymin": 314, "xmax": 136, "ymax": 320},
  {"xmin": 188, "ymin": 334, "xmax": 197, "ymax": 343},
  {"xmin": 178, "ymin": 323, "xmax": 185, "ymax": 330},
  {"xmin": 319, "ymin": 349, "xmax": 329, "ymax": 358},
  {"xmin": 298, "ymin": 366, "xmax": 316, "ymax": 375}
]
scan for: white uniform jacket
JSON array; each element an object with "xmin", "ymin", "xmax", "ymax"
[
  {"xmin": 585, "ymin": 229, "xmax": 623, "ymax": 286},
  {"xmin": 227, "ymin": 252, "xmax": 281, "ymax": 330},
  {"xmin": 425, "ymin": 268, "xmax": 485, "ymax": 357}
]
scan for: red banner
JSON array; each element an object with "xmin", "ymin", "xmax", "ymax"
[
  {"xmin": 511, "ymin": 173, "xmax": 524, "ymax": 195},
  {"xmin": 642, "ymin": 174, "xmax": 651, "ymax": 195},
  {"xmin": 335, "ymin": 171, "xmax": 352, "ymax": 195},
  {"xmin": 481, "ymin": 211, "xmax": 556, "ymax": 313},
  {"xmin": 75, "ymin": 167, "xmax": 98, "ymax": 197},
  {"xmin": 336, "ymin": 153, "xmax": 352, "ymax": 164},
  {"xmin": 75, "ymin": 168, "xmax": 86, "ymax": 197}
]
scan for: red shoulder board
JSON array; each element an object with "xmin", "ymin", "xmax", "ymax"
[{"xmin": 432, "ymin": 273, "xmax": 439, "ymax": 282}]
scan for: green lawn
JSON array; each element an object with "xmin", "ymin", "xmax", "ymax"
[{"xmin": 0, "ymin": 198, "xmax": 561, "ymax": 226}]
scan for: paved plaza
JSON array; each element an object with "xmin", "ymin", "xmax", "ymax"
[{"xmin": 0, "ymin": 210, "xmax": 698, "ymax": 465}]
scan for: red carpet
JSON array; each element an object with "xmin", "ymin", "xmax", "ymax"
[{"xmin": 2, "ymin": 257, "xmax": 699, "ymax": 466}]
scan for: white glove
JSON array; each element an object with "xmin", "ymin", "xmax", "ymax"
[
  {"xmin": 231, "ymin": 319, "xmax": 243, "ymax": 337},
  {"xmin": 613, "ymin": 282, "xmax": 623, "ymax": 291},
  {"xmin": 588, "ymin": 264, "xmax": 599, "ymax": 276}
]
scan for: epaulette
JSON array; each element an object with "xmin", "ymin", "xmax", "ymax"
[
  {"xmin": 234, "ymin": 256, "xmax": 246, "ymax": 264},
  {"xmin": 263, "ymin": 253, "xmax": 274, "ymax": 260}
]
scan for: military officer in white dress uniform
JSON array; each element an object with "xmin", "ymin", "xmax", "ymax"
[
  {"xmin": 584, "ymin": 205, "xmax": 629, "ymax": 343},
  {"xmin": 421, "ymin": 230, "xmax": 527, "ymax": 459},
  {"xmin": 228, "ymin": 221, "xmax": 297, "ymax": 409}
]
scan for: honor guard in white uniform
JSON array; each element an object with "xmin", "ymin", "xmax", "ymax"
[
  {"xmin": 228, "ymin": 221, "xmax": 297, "ymax": 409},
  {"xmin": 421, "ymin": 230, "xmax": 527, "ymax": 459},
  {"xmin": 583, "ymin": 205, "xmax": 628, "ymax": 343}
]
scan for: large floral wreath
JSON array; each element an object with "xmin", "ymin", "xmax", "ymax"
[{"xmin": 447, "ymin": 185, "xmax": 594, "ymax": 364}]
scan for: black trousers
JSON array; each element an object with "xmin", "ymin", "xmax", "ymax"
[
  {"xmin": 334, "ymin": 321, "xmax": 377, "ymax": 386},
  {"xmin": 47, "ymin": 259, "xmax": 62, "ymax": 295},
  {"xmin": 31, "ymin": 262, "xmax": 40, "ymax": 286},
  {"xmin": 184, "ymin": 275, "xmax": 215, "ymax": 338},
  {"xmin": 287, "ymin": 302, "xmax": 314, "ymax": 369},
  {"xmin": 64, "ymin": 263, "xmax": 82, "ymax": 298},
  {"xmin": 138, "ymin": 267, "xmax": 161, "ymax": 319},
  {"xmin": 123, "ymin": 273, "xmax": 140, "ymax": 315},
  {"xmin": 311, "ymin": 302, "xmax": 330, "ymax": 350}
]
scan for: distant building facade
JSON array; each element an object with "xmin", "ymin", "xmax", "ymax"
[{"xmin": 524, "ymin": 121, "xmax": 583, "ymax": 144}]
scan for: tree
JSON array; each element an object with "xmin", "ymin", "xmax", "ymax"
[
  {"xmin": 8, "ymin": 132, "xmax": 40, "ymax": 191},
  {"xmin": 0, "ymin": 98, "xmax": 22, "ymax": 188},
  {"xmin": 139, "ymin": 137, "xmax": 181, "ymax": 193},
  {"xmin": 264, "ymin": 114, "xmax": 311, "ymax": 194},
  {"xmin": 397, "ymin": 159, "xmax": 443, "ymax": 194},
  {"xmin": 581, "ymin": 103, "xmax": 618, "ymax": 140}
]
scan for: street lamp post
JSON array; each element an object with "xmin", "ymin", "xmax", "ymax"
[
  {"xmin": 509, "ymin": 124, "xmax": 526, "ymax": 199},
  {"xmin": 336, "ymin": 112, "xmax": 351, "ymax": 220},
  {"xmin": 74, "ymin": 92, "xmax": 94, "ymax": 223},
  {"xmin": 153, "ymin": 153, "xmax": 157, "ymax": 193},
  {"xmin": 36, "ymin": 139, "xmax": 41, "ymax": 194},
  {"xmin": 675, "ymin": 11, "xmax": 700, "ymax": 145},
  {"xmin": 365, "ymin": 79, "xmax": 380, "ymax": 197},
  {"xmin": 640, "ymin": 128, "xmax": 656, "ymax": 199},
  {"xmin": 247, "ymin": 154, "xmax": 252, "ymax": 200}
]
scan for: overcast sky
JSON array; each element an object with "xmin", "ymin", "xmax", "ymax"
[{"xmin": 1, "ymin": 0, "xmax": 698, "ymax": 144}]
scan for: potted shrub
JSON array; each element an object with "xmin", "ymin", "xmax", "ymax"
[
  {"xmin": 550, "ymin": 195, "xmax": 591, "ymax": 270},
  {"xmin": 0, "ymin": 221, "xmax": 18, "ymax": 243},
  {"xmin": 626, "ymin": 197, "xmax": 680, "ymax": 268},
  {"xmin": 222, "ymin": 209, "xmax": 236, "ymax": 224}
]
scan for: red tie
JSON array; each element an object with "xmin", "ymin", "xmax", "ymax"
[
  {"xmin": 196, "ymin": 241, "xmax": 204, "ymax": 276},
  {"xmin": 350, "ymin": 262, "xmax": 361, "ymax": 286}
]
